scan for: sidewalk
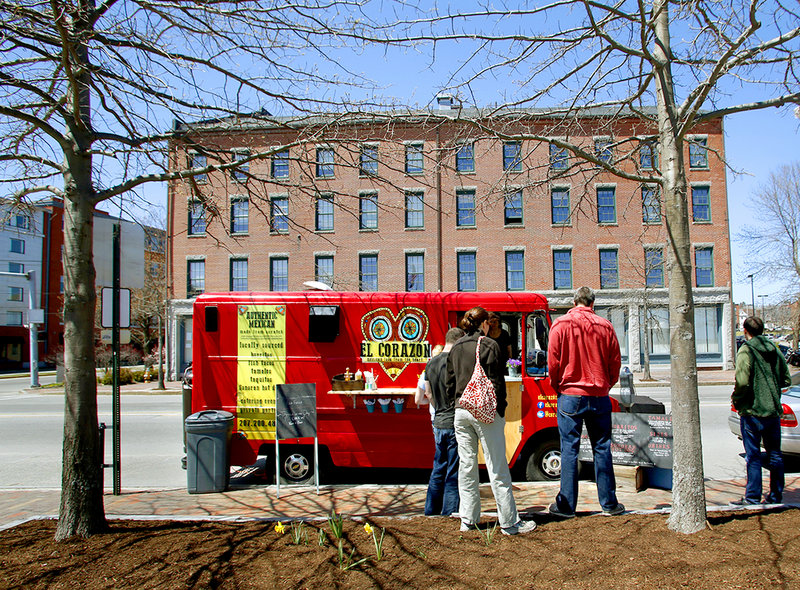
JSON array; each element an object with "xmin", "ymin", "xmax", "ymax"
[{"xmin": 2, "ymin": 475, "xmax": 798, "ymax": 531}]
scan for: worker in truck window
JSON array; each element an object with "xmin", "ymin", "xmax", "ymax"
[
  {"xmin": 446, "ymin": 306, "xmax": 537, "ymax": 535},
  {"xmin": 487, "ymin": 312, "xmax": 512, "ymax": 371},
  {"xmin": 547, "ymin": 286, "xmax": 624, "ymax": 518},
  {"xmin": 422, "ymin": 328, "xmax": 464, "ymax": 517}
]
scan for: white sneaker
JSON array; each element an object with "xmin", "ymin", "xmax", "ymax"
[
  {"xmin": 459, "ymin": 522, "xmax": 479, "ymax": 532},
  {"xmin": 501, "ymin": 520, "xmax": 537, "ymax": 535}
]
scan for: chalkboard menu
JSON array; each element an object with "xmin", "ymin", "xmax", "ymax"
[
  {"xmin": 276, "ymin": 383, "xmax": 317, "ymax": 439},
  {"xmin": 579, "ymin": 413, "xmax": 673, "ymax": 469}
]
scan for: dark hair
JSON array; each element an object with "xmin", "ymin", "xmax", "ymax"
[
  {"xmin": 445, "ymin": 327, "xmax": 466, "ymax": 344},
  {"xmin": 459, "ymin": 306, "xmax": 489, "ymax": 335},
  {"xmin": 743, "ymin": 316, "xmax": 764, "ymax": 337},
  {"xmin": 573, "ymin": 286, "xmax": 595, "ymax": 307}
]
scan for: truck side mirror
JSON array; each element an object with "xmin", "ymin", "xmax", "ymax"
[{"xmin": 205, "ymin": 305, "xmax": 219, "ymax": 333}]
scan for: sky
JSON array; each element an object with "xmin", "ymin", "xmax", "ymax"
[
  {"xmin": 95, "ymin": 2, "xmax": 799, "ymax": 308},
  {"xmin": 723, "ymin": 108, "xmax": 800, "ymax": 308}
]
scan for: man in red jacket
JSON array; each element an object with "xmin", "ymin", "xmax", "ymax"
[{"xmin": 547, "ymin": 286, "xmax": 624, "ymax": 518}]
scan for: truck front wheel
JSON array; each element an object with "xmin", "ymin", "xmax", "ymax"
[{"xmin": 525, "ymin": 439, "xmax": 561, "ymax": 481}]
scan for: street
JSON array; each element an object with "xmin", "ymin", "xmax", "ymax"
[{"xmin": 0, "ymin": 379, "xmax": 792, "ymax": 490}]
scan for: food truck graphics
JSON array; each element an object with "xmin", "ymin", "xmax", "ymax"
[{"xmin": 192, "ymin": 291, "xmax": 563, "ymax": 483}]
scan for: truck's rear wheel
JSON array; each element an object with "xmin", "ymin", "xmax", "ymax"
[
  {"xmin": 278, "ymin": 447, "xmax": 315, "ymax": 484},
  {"xmin": 525, "ymin": 439, "xmax": 561, "ymax": 481}
]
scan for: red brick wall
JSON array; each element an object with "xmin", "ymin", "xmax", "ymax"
[{"xmin": 168, "ymin": 116, "xmax": 730, "ymax": 296}]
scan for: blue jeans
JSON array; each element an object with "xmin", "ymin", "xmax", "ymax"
[
  {"xmin": 425, "ymin": 427, "xmax": 460, "ymax": 516},
  {"xmin": 556, "ymin": 394, "xmax": 618, "ymax": 514},
  {"xmin": 740, "ymin": 414, "xmax": 784, "ymax": 503}
]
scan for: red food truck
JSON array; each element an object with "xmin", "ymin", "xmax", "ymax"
[{"xmin": 191, "ymin": 290, "xmax": 565, "ymax": 483}]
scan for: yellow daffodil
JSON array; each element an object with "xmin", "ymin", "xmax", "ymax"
[
  {"xmin": 274, "ymin": 522, "xmax": 286, "ymax": 534},
  {"xmin": 364, "ymin": 523, "xmax": 374, "ymax": 535}
]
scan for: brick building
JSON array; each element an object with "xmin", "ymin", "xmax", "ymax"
[{"xmin": 166, "ymin": 101, "xmax": 734, "ymax": 377}]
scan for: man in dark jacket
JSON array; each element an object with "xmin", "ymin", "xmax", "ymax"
[
  {"xmin": 422, "ymin": 327, "xmax": 464, "ymax": 516},
  {"xmin": 732, "ymin": 316, "xmax": 791, "ymax": 505}
]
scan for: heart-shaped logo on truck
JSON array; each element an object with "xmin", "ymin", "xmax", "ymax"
[{"xmin": 360, "ymin": 307, "xmax": 430, "ymax": 381}]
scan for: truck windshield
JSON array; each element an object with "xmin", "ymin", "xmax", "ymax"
[{"xmin": 525, "ymin": 312, "xmax": 549, "ymax": 377}]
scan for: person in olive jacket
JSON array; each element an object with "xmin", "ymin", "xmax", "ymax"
[
  {"xmin": 445, "ymin": 306, "xmax": 536, "ymax": 536},
  {"xmin": 732, "ymin": 316, "xmax": 791, "ymax": 505}
]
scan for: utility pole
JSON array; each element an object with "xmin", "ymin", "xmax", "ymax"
[{"xmin": 747, "ymin": 274, "xmax": 755, "ymax": 315}]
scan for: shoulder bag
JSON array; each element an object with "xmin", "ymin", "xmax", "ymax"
[{"xmin": 458, "ymin": 336, "xmax": 497, "ymax": 423}]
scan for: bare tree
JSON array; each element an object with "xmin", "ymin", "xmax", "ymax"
[
  {"xmin": 378, "ymin": 1, "xmax": 799, "ymax": 533},
  {"xmin": 739, "ymin": 162, "xmax": 800, "ymax": 296},
  {"xmin": 0, "ymin": 0, "xmax": 383, "ymax": 540}
]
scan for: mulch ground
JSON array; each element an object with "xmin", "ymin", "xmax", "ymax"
[{"xmin": 2, "ymin": 508, "xmax": 800, "ymax": 589}]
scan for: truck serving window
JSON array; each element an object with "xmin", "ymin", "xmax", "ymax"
[{"xmin": 309, "ymin": 305, "xmax": 340, "ymax": 342}]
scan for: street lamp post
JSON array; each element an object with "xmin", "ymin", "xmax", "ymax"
[
  {"xmin": 747, "ymin": 274, "xmax": 755, "ymax": 315},
  {"xmin": 758, "ymin": 294, "xmax": 767, "ymax": 323}
]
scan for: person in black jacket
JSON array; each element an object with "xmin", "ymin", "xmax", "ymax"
[{"xmin": 445, "ymin": 306, "xmax": 536, "ymax": 535}]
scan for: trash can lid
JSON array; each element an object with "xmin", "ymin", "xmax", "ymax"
[{"xmin": 185, "ymin": 409, "xmax": 234, "ymax": 424}]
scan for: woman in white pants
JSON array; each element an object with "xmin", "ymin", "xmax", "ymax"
[{"xmin": 445, "ymin": 306, "xmax": 536, "ymax": 536}]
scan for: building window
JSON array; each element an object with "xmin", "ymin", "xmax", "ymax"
[
  {"xmin": 316, "ymin": 147, "xmax": 335, "ymax": 178},
  {"xmin": 640, "ymin": 140, "xmax": 657, "ymax": 169},
  {"xmin": 359, "ymin": 254, "xmax": 378, "ymax": 291},
  {"xmin": 189, "ymin": 152, "xmax": 207, "ymax": 183},
  {"xmin": 504, "ymin": 190, "xmax": 523, "ymax": 225},
  {"xmin": 9, "ymin": 238, "xmax": 24, "ymax": 254},
  {"xmin": 231, "ymin": 151, "xmax": 249, "ymax": 182},
  {"xmin": 271, "ymin": 149, "xmax": 289, "ymax": 179},
  {"xmin": 230, "ymin": 197, "xmax": 249, "ymax": 234},
  {"xmin": 7, "ymin": 214, "xmax": 30, "ymax": 230},
  {"xmin": 695, "ymin": 306, "xmax": 721, "ymax": 354},
  {"xmin": 456, "ymin": 189, "xmax": 476, "ymax": 227},
  {"xmin": 599, "ymin": 249, "xmax": 619, "ymax": 289},
  {"xmin": 188, "ymin": 201, "xmax": 206, "ymax": 235},
  {"xmin": 692, "ymin": 186, "xmax": 711, "ymax": 222},
  {"xmin": 503, "ymin": 141, "xmax": 522, "ymax": 172},
  {"xmin": 8, "ymin": 262, "xmax": 23, "ymax": 273},
  {"xmin": 359, "ymin": 191, "xmax": 378, "ymax": 230},
  {"xmin": 405, "ymin": 191, "xmax": 424, "ymax": 229},
  {"xmin": 315, "ymin": 255, "xmax": 334, "ymax": 287},
  {"xmin": 315, "ymin": 194, "xmax": 334, "ymax": 232},
  {"xmin": 360, "ymin": 144, "xmax": 378, "ymax": 176},
  {"xmin": 642, "ymin": 186, "xmax": 661, "ymax": 224},
  {"xmin": 695, "ymin": 247, "xmax": 714, "ymax": 287},
  {"xmin": 406, "ymin": 253, "xmax": 425, "ymax": 292},
  {"xmin": 645, "ymin": 248, "xmax": 664, "ymax": 288},
  {"xmin": 595, "ymin": 138, "xmax": 613, "ymax": 164},
  {"xmin": 8, "ymin": 286, "xmax": 23, "ymax": 301},
  {"xmin": 505, "ymin": 250, "xmax": 524, "ymax": 291},
  {"xmin": 456, "ymin": 143, "xmax": 475, "ymax": 173},
  {"xmin": 551, "ymin": 187, "xmax": 570, "ymax": 225},
  {"xmin": 270, "ymin": 257, "xmax": 289, "ymax": 292},
  {"xmin": 6, "ymin": 311, "xmax": 23, "ymax": 326},
  {"xmin": 405, "ymin": 143, "xmax": 424, "ymax": 175},
  {"xmin": 597, "ymin": 187, "xmax": 617, "ymax": 224},
  {"xmin": 230, "ymin": 258, "xmax": 248, "ymax": 292},
  {"xmin": 549, "ymin": 143, "xmax": 568, "ymax": 170},
  {"xmin": 270, "ymin": 196, "xmax": 289, "ymax": 233},
  {"xmin": 457, "ymin": 252, "xmax": 477, "ymax": 291},
  {"xmin": 187, "ymin": 260, "xmax": 205, "ymax": 297},
  {"xmin": 689, "ymin": 137, "xmax": 708, "ymax": 168},
  {"xmin": 553, "ymin": 250, "xmax": 572, "ymax": 290}
]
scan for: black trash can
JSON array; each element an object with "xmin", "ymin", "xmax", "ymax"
[{"xmin": 185, "ymin": 410, "xmax": 234, "ymax": 493}]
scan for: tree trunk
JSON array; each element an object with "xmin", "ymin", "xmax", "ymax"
[
  {"xmin": 56, "ymin": 192, "xmax": 108, "ymax": 540},
  {"xmin": 652, "ymin": 0, "xmax": 706, "ymax": 534},
  {"xmin": 55, "ymin": 11, "xmax": 108, "ymax": 539}
]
